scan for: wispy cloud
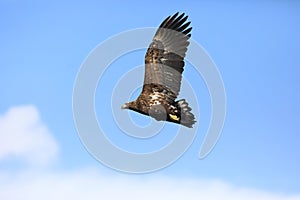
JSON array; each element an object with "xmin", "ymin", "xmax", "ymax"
[
  {"xmin": 0, "ymin": 169, "xmax": 299, "ymax": 200},
  {"xmin": 0, "ymin": 105, "xmax": 59, "ymax": 166},
  {"xmin": 0, "ymin": 105, "xmax": 299, "ymax": 200}
]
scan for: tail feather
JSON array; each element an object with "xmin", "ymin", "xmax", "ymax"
[{"xmin": 176, "ymin": 99, "xmax": 196, "ymax": 128}]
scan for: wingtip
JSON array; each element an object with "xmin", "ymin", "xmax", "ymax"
[
  {"xmin": 159, "ymin": 12, "xmax": 192, "ymax": 35},
  {"xmin": 171, "ymin": 12, "xmax": 188, "ymax": 19}
]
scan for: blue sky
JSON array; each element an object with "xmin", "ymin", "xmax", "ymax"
[{"xmin": 1, "ymin": 1, "xmax": 300, "ymax": 199}]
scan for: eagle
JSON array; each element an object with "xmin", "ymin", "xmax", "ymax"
[{"xmin": 121, "ymin": 12, "xmax": 196, "ymax": 128}]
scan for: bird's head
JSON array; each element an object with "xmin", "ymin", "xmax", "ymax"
[
  {"xmin": 121, "ymin": 101, "xmax": 135, "ymax": 110},
  {"xmin": 121, "ymin": 101, "xmax": 147, "ymax": 116}
]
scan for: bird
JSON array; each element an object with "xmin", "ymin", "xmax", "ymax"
[{"xmin": 121, "ymin": 12, "xmax": 196, "ymax": 128}]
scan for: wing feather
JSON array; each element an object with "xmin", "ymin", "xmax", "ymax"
[{"xmin": 143, "ymin": 13, "xmax": 192, "ymax": 100}]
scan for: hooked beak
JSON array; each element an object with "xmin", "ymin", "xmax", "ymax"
[{"xmin": 121, "ymin": 103, "xmax": 129, "ymax": 109}]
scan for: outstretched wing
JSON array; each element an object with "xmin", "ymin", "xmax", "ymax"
[{"xmin": 143, "ymin": 12, "xmax": 192, "ymax": 99}]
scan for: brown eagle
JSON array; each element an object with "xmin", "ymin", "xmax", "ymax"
[{"xmin": 121, "ymin": 12, "xmax": 196, "ymax": 128}]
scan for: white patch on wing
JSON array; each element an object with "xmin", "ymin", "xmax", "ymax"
[
  {"xmin": 149, "ymin": 92, "xmax": 161, "ymax": 100},
  {"xmin": 154, "ymin": 100, "xmax": 160, "ymax": 105},
  {"xmin": 150, "ymin": 92, "xmax": 163, "ymax": 105}
]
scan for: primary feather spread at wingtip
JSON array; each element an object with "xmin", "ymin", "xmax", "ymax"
[{"xmin": 158, "ymin": 12, "xmax": 192, "ymax": 37}]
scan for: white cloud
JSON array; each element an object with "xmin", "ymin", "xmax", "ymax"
[
  {"xmin": 0, "ymin": 169, "xmax": 299, "ymax": 200},
  {"xmin": 0, "ymin": 105, "xmax": 59, "ymax": 166}
]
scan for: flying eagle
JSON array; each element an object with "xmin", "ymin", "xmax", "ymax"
[{"xmin": 121, "ymin": 12, "xmax": 196, "ymax": 128}]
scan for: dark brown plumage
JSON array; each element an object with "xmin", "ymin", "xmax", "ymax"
[{"xmin": 121, "ymin": 12, "xmax": 196, "ymax": 128}]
